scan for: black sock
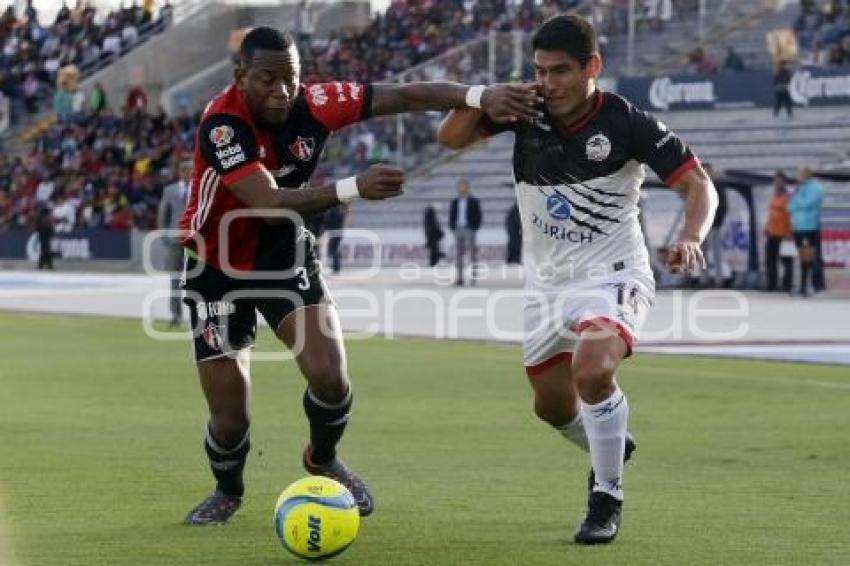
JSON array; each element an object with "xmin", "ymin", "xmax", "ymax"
[
  {"xmin": 303, "ymin": 387, "xmax": 352, "ymax": 465},
  {"xmin": 204, "ymin": 424, "xmax": 250, "ymax": 497}
]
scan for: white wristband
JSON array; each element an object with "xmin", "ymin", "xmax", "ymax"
[
  {"xmin": 335, "ymin": 176, "xmax": 360, "ymax": 203},
  {"xmin": 465, "ymin": 85, "xmax": 485, "ymax": 109}
]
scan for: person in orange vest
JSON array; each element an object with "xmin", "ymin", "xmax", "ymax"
[{"xmin": 763, "ymin": 171, "xmax": 793, "ymax": 292}]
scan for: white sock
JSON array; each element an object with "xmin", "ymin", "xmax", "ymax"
[
  {"xmin": 581, "ymin": 387, "xmax": 628, "ymax": 501},
  {"xmin": 554, "ymin": 413, "xmax": 589, "ymax": 452}
]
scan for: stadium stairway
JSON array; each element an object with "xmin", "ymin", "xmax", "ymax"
[
  {"xmin": 4, "ymin": 112, "xmax": 57, "ymax": 157},
  {"xmin": 663, "ymin": 106, "xmax": 850, "ymax": 173},
  {"xmin": 347, "ymin": 105, "xmax": 850, "ymax": 232},
  {"xmin": 3, "ymin": 1, "xmax": 365, "ymax": 157}
]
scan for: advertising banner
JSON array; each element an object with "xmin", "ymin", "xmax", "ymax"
[
  {"xmin": 617, "ymin": 66, "xmax": 850, "ymax": 111},
  {"xmin": 0, "ymin": 230, "xmax": 131, "ymax": 261}
]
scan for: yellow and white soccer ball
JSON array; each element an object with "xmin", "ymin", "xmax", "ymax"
[{"xmin": 274, "ymin": 476, "xmax": 360, "ymax": 561}]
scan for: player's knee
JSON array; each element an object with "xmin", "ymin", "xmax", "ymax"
[
  {"xmin": 533, "ymin": 397, "xmax": 572, "ymax": 426},
  {"xmin": 210, "ymin": 413, "xmax": 250, "ymax": 447},
  {"xmin": 304, "ymin": 359, "xmax": 349, "ymax": 402},
  {"xmin": 572, "ymin": 356, "xmax": 616, "ymax": 399}
]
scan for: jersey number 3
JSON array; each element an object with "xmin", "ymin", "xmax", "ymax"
[{"xmin": 295, "ymin": 267, "xmax": 311, "ymax": 291}]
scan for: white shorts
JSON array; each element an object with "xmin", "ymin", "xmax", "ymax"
[{"xmin": 523, "ymin": 270, "xmax": 655, "ymax": 371}]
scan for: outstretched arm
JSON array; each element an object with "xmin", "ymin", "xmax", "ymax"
[
  {"xmin": 370, "ymin": 82, "xmax": 541, "ymax": 124},
  {"xmin": 198, "ymin": 113, "xmax": 404, "ymax": 221},
  {"xmin": 227, "ymin": 163, "xmax": 405, "ymax": 220},
  {"xmin": 666, "ymin": 165, "xmax": 718, "ymax": 273},
  {"xmin": 436, "ymin": 108, "xmax": 493, "ymax": 149}
]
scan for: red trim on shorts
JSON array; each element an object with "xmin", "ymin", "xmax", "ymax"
[
  {"xmin": 525, "ymin": 352, "xmax": 573, "ymax": 378},
  {"xmin": 663, "ymin": 156, "xmax": 699, "ymax": 187},
  {"xmin": 577, "ymin": 317, "xmax": 636, "ymax": 356},
  {"xmin": 221, "ymin": 161, "xmax": 263, "ymax": 185}
]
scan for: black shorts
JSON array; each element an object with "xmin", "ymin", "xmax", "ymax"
[{"xmin": 181, "ymin": 254, "xmax": 329, "ymax": 362}]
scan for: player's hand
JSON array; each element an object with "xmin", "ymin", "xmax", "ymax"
[
  {"xmin": 665, "ymin": 237, "xmax": 706, "ymax": 273},
  {"xmin": 356, "ymin": 164, "xmax": 405, "ymax": 201},
  {"xmin": 480, "ymin": 83, "xmax": 543, "ymax": 124}
]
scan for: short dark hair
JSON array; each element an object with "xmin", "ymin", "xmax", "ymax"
[
  {"xmin": 239, "ymin": 26, "xmax": 294, "ymax": 65},
  {"xmin": 532, "ymin": 14, "xmax": 598, "ymax": 67}
]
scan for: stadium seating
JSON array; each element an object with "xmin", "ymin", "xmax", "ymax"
[
  {"xmin": 600, "ymin": 1, "xmax": 850, "ymax": 76},
  {"xmin": 299, "ymin": 0, "xmax": 546, "ymax": 84},
  {"xmin": 347, "ymin": 104, "xmax": 850, "ymax": 232},
  {"xmin": 0, "ymin": 0, "xmax": 580, "ymax": 234},
  {"xmin": 0, "ymin": 2, "xmax": 172, "ymax": 129},
  {"xmin": 794, "ymin": 0, "xmax": 850, "ymax": 66},
  {"xmin": 603, "ymin": 1, "xmax": 801, "ymax": 76},
  {"xmin": 3, "ymin": 0, "xmax": 849, "ymax": 236},
  {"xmin": 0, "ymin": 108, "xmax": 199, "ymax": 232}
]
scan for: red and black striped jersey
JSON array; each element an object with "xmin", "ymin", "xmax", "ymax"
[{"xmin": 179, "ymin": 81, "xmax": 373, "ymax": 272}]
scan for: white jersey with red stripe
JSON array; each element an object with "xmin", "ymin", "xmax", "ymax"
[
  {"xmin": 484, "ymin": 90, "xmax": 697, "ymax": 291},
  {"xmin": 482, "ymin": 91, "xmax": 699, "ymax": 365}
]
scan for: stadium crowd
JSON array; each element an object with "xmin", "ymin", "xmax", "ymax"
[
  {"xmin": 305, "ymin": 0, "xmax": 595, "ymax": 174},
  {"xmin": 1, "ymin": 0, "xmax": 592, "ymax": 235},
  {"xmin": 794, "ymin": 0, "xmax": 850, "ymax": 65},
  {"xmin": 0, "ymin": 101, "xmax": 198, "ymax": 233},
  {"xmin": 0, "ymin": 0, "xmax": 172, "ymax": 124},
  {"xmin": 298, "ymin": 0, "xmax": 708, "ymax": 86},
  {"xmin": 1, "ymin": 0, "xmax": 839, "ymax": 245},
  {"xmin": 300, "ymin": 0, "xmax": 539, "ymax": 83}
]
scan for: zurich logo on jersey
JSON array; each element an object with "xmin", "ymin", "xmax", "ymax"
[{"xmin": 546, "ymin": 194, "xmax": 571, "ymax": 221}]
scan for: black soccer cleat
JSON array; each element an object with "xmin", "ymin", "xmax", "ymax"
[
  {"xmin": 574, "ymin": 491, "xmax": 622, "ymax": 545},
  {"xmin": 183, "ymin": 490, "xmax": 242, "ymax": 525},
  {"xmin": 303, "ymin": 445, "xmax": 375, "ymax": 517},
  {"xmin": 587, "ymin": 433, "xmax": 636, "ymax": 493}
]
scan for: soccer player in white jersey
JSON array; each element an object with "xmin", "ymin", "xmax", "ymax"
[{"xmin": 437, "ymin": 14, "xmax": 717, "ymax": 544}]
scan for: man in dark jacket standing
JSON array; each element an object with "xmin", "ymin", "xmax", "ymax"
[
  {"xmin": 449, "ymin": 178, "xmax": 482, "ymax": 286},
  {"xmin": 36, "ymin": 205, "xmax": 54, "ymax": 270},
  {"xmin": 773, "ymin": 62, "xmax": 793, "ymax": 119},
  {"xmin": 423, "ymin": 204, "xmax": 445, "ymax": 267},
  {"xmin": 324, "ymin": 203, "xmax": 349, "ymax": 274},
  {"xmin": 505, "ymin": 203, "xmax": 522, "ymax": 264},
  {"xmin": 157, "ymin": 160, "xmax": 190, "ymax": 326}
]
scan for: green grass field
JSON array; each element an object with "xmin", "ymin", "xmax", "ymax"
[{"xmin": 0, "ymin": 312, "xmax": 848, "ymax": 566}]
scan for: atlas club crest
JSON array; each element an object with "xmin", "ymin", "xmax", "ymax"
[{"xmin": 289, "ymin": 136, "xmax": 316, "ymax": 161}]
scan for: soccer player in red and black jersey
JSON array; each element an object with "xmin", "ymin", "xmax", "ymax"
[{"xmin": 179, "ymin": 27, "xmax": 539, "ymax": 525}]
